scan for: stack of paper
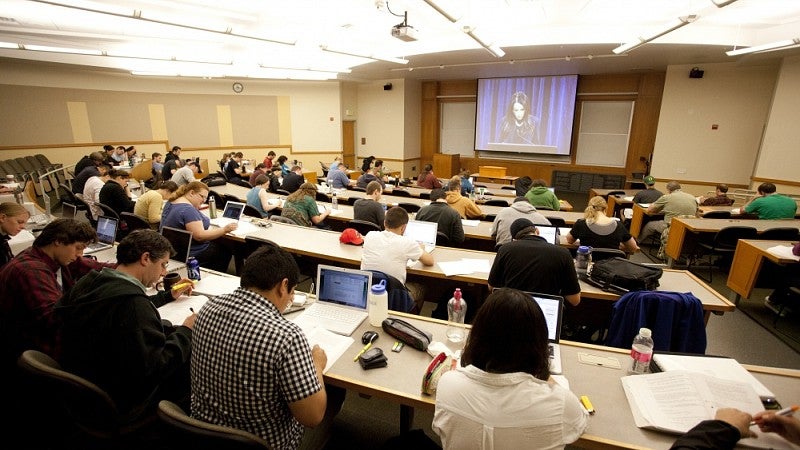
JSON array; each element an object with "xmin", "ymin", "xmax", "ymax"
[{"xmin": 158, "ymin": 295, "xmax": 209, "ymax": 324}]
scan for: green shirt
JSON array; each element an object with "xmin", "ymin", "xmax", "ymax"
[
  {"xmin": 744, "ymin": 194, "xmax": 797, "ymax": 220},
  {"xmin": 281, "ymin": 195, "xmax": 320, "ymax": 227}
]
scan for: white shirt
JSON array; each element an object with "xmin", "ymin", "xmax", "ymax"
[
  {"xmin": 433, "ymin": 365, "xmax": 588, "ymax": 450},
  {"xmin": 83, "ymin": 176, "xmax": 105, "ymax": 220},
  {"xmin": 170, "ymin": 166, "xmax": 195, "ymax": 186},
  {"xmin": 360, "ymin": 230, "xmax": 422, "ymax": 284}
]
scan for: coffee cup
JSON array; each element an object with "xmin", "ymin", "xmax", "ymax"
[{"xmin": 161, "ymin": 272, "xmax": 181, "ymax": 291}]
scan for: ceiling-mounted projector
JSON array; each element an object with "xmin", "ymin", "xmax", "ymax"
[{"xmin": 391, "ymin": 25, "xmax": 417, "ymax": 42}]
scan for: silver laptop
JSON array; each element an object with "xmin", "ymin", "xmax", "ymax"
[
  {"xmin": 537, "ymin": 225, "xmax": 560, "ymax": 245},
  {"xmin": 210, "ymin": 201, "xmax": 245, "ymax": 227},
  {"xmin": 403, "ymin": 219, "xmax": 438, "ymax": 253},
  {"xmin": 84, "ymin": 216, "xmax": 118, "ymax": 254},
  {"xmin": 292, "ymin": 265, "xmax": 372, "ymax": 336},
  {"xmin": 62, "ymin": 202, "xmax": 77, "ymax": 219},
  {"xmin": 529, "ymin": 292, "xmax": 565, "ymax": 374}
]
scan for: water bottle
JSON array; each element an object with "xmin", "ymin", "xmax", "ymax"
[
  {"xmin": 629, "ymin": 327, "xmax": 654, "ymax": 374},
  {"xmin": 575, "ymin": 245, "xmax": 592, "ymax": 273},
  {"xmin": 331, "ymin": 191, "xmax": 338, "ymax": 210},
  {"xmin": 368, "ymin": 279, "xmax": 388, "ymax": 327},
  {"xmin": 446, "ymin": 288, "xmax": 467, "ymax": 343},
  {"xmin": 187, "ymin": 257, "xmax": 202, "ymax": 281},
  {"xmin": 208, "ymin": 195, "xmax": 217, "ymax": 219}
]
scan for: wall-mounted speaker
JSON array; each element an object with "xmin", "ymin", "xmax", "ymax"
[
  {"xmin": 689, "ymin": 67, "xmax": 704, "ymax": 78},
  {"xmin": 383, "ymin": 83, "xmax": 393, "ymax": 90}
]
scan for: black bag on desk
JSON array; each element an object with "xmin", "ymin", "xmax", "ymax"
[
  {"xmin": 201, "ymin": 175, "xmax": 226, "ymax": 186},
  {"xmin": 588, "ymin": 257, "xmax": 663, "ymax": 294}
]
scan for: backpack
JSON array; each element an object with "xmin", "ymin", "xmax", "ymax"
[
  {"xmin": 201, "ymin": 175, "xmax": 226, "ymax": 186},
  {"xmin": 588, "ymin": 257, "xmax": 663, "ymax": 294}
]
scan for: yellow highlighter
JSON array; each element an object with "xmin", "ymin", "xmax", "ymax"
[
  {"xmin": 580, "ymin": 395, "xmax": 595, "ymax": 415},
  {"xmin": 171, "ymin": 280, "xmax": 195, "ymax": 291}
]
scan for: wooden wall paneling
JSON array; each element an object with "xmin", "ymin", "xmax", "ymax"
[{"xmin": 420, "ymin": 81, "xmax": 440, "ymax": 174}]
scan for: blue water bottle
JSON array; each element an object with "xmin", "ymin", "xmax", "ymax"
[{"xmin": 187, "ymin": 257, "xmax": 201, "ymax": 281}]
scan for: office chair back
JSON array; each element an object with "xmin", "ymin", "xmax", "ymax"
[
  {"xmin": 758, "ymin": 227, "xmax": 800, "ymax": 241},
  {"xmin": 397, "ymin": 202, "xmax": 420, "ymax": 213},
  {"xmin": 590, "ymin": 248, "xmax": 628, "ymax": 262},
  {"xmin": 208, "ymin": 190, "xmax": 227, "ymax": 209},
  {"xmin": 701, "ymin": 210, "xmax": 732, "ymax": 219},
  {"xmin": 316, "ymin": 191, "xmax": 330, "ymax": 202},
  {"xmin": 242, "ymin": 204, "xmax": 264, "ymax": 218},
  {"xmin": 545, "ymin": 216, "xmax": 567, "ymax": 228},
  {"xmin": 223, "ymin": 193, "xmax": 243, "ymax": 204},
  {"xmin": 389, "ymin": 189, "xmax": 412, "ymax": 198},
  {"xmin": 436, "ymin": 231, "xmax": 450, "ymax": 246},
  {"xmin": 157, "ymin": 400, "xmax": 270, "ymax": 450},
  {"xmin": 482, "ymin": 199, "xmax": 509, "ymax": 207},
  {"xmin": 348, "ymin": 219, "xmax": 382, "ymax": 236},
  {"xmin": 120, "ymin": 212, "xmax": 152, "ymax": 231}
]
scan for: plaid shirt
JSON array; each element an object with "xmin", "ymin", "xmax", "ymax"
[
  {"xmin": 0, "ymin": 246, "xmax": 111, "ymax": 360},
  {"xmin": 191, "ymin": 287, "xmax": 321, "ymax": 450}
]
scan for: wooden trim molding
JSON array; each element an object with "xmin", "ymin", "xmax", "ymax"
[{"xmin": 752, "ymin": 177, "xmax": 800, "ymax": 188}]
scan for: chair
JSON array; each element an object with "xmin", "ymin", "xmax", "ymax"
[
  {"xmin": 157, "ymin": 400, "xmax": 269, "ymax": 450},
  {"xmin": 276, "ymin": 189, "xmax": 291, "ymax": 196},
  {"xmin": 482, "ymin": 213, "xmax": 497, "ymax": 222},
  {"xmin": 95, "ymin": 202, "xmax": 121, "ymax": 221},
  {"xmin": 59, "ymin": 183, "xmax": 87, "ymax": 211},
  {"xmin": 319, "ymin": 161, "xmax": 329, "ymax": 178},
  {"xmin": 390, "ymin": 189, "xmax": 412, "ymax": 198},
  {"xmin": 16, "ymin": 350, "xmax": 157, "ymax": 443},
  {"xmin": 701, "ymin": 210, "xmax": 732, "ymax": 219},
  {"xmin": 533, "ymin": 205, "xmax": 554, "ymax": 211},
  {"xmin": 686, "ymin": 226, "xmax": 758, "ymax": 282},
  {"xmin": 501, "ymin": 186, "xmax": 516, "ymax": 191},
  {"xmin": 418, "ymin": 191, "xmax": 430, "ymax": 200},
  {"xmin": 590, "ymin": 248, "xmax": 628, "ymax": 262},
  {"xmin": 436, "ymin": 231, "xmax": 449, "ymax": 246},
  {"xmin": 316, "ymin": 191, "xmax": 330, "ymax": 202},
  {"xmin": 757, "ymin": 227, "xmax": 800, "ymax": 241},
  {"xmin": 367, "ymin": 270, "xmax": 417, "ymax": 314},
  {"xmin": 397, "ymin": 202, "xmax": 420, "ymax": 213},
  {"xmin": 482, "ymin": 199, "xmax": 509, "ymax": 207},
  {"xmin": 348, "ymin": 219, "xmax": 382, "ymax": 236},
  {"xmin": 269, "ymin": 215, "xmax": 297, "ymax": 225},
  {"xmin": 208, "ymin": 190, "xmax": 227, "ymax": 209},
  {"xmin": 223, "ymin": 193, "xmax": 243, "ymax": 204},
  {"xmin": 242, "ymin": 204, "xmax": 264, "ymax": 218},
  {"xmin": 605, "ymin": 291, "xmax": 707, "ymax": 354},
  {"xmin": 545, "ymin": 216, "xmax": 567, "ymax": 228},
  {"xmin": 351, "ymin": 186, "xmax": 366, "ymax": 192},
  {"xmin": 120, "ymin": 212, "xmax": 152, "ymax": 231},
  {"xmin": 73, "ymin": 196, "xmax": 97, "ymax": 226},
  {"xmin": 605, "ymin": 190, "xmax": 626, "ymax": 198}
]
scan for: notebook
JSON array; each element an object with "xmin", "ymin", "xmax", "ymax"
[
  {"xmin": 84, "ymin": 216, "xmax": 118, "ymax": 254},
  {"xmin": 61, "ymin": 202, "xmax": 76, "ymax": 219},
  {"xmin": 536, "ymin": 225, "xmax": 560, "ymax": 245},
  {"xmin": 529, "ymin": 292, "xmax": 565, "ymax": 374},
  {"xmin": 161, "ymin": 226, "xmax": 193, "ymax": 265},
  {"xmin": 292, "ymin": 265, "xmax": 372, "ymax": 336},
  {"xmin": 209, "ymin": 201, "xmax": 245, "ymax": 227},
  {"xmin": 403, "ymin": 219, "xmax": 438, "ymax": 253}
]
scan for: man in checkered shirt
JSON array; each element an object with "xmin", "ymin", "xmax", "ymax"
[{"xmin": 191, "ymin": 244, "xmax": 328, "ymax": 449}]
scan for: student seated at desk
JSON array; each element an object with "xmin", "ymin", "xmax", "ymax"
[
  {"xmin": 633, "ymin": 175, "xmax": 663, "ymax": 204},
  {"xmin": 698, "ymin": 183, "xmax": 734, "ymax": 207},
  {"xmin": 356, "ymin": 167, "xmax": 385, "ymax": 190},
  {"xmin": 281, "ymin": 165, "xmax": 305, "ymax": 193},
  {"xmin": 491, "ymin": 196, "xmax": 551, "ymax": 248},
  {"xmin": 741, "ymin": 182, "xmax": 797, "ymax": 220},
  {"xmin": 445, "ymin": 176, "xmax": 483, "ymax": 220},
  {"xmin": 417, "ymin": 188, "xmax": 464, "ymax": 245},
  {"xmin": 161, "ymin": 181, "xmax": 236, "ymax": 273},
  {"xmin": 134, "ymin": 180, "xmax": 178, "ymax": 226},
  {"xmin": 281, "ymin": 182, "xmax": 330, "ymax": 229},
  {"xmin": 0, "ymin": 202, "xmax": 30, "ymax": 268},
  {"xmin": 638, "ymin": 181, "xmax": 698, "ymax": 244},
  {"xmin": 567, "ymin": 196, "xmax": 639, "ymax": 253},
  {"xmin": 353, "ymin": 180, "xmax": 385, "ymax": 228},
  {"xmin": 672, "ymin": 407, "xmax": 800, "ymax": 449},
  {"xmin": 433, "ymin": 288, "xmax": 588, "ymax": 450},
  {"xmin": 247, "ymin": 174, "xmax": 281, "ymax": 218},
  {"xmin": 525, "ymin": 178, "xmax": 561, "ymax": 211},
  {"xmin": 416, "ymin": 164, "xmax": 442, "ymax": 189}
]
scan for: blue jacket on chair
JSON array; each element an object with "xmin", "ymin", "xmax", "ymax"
[
  {"xmin": 366, "ymin": 270, "xmax": 416, "ymax": 313},
  {"xmin": 605, "ymin": 291, "xmax": 707, "ymax": 354}
]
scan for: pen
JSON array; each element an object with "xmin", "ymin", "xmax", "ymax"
[
  {"xmin": 353, "ymin": 342, "xmax": 373, "ymax": 362},
  {"xmin": 189, "ymin": 308, "xmax": 195, "ymax": 314},
  {"xmin": 580, "ymin": 395, "xmax": 595, "ymax": 415},
  {"xmin": 750, "ymin": 405, "xmax": 798, "ymax": 426}
]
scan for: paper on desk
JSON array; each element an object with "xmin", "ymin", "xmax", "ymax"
[
  {"xmin": 461, "ymin": 258, "xmax": 492, "ymax": 273},
  {"xmin": 295, "ymin": 324, "xmax": 354, "ymax": 373},
  {"xmin": 158, "ymin": 295, "xmax": 208, "ymax": 325},
  {"xmin": 623, "ymin": 196, "xmax": 634, "ymax": 201},
  {"xmin": 437, "ymin": 260, "xmax": 477, "ymax": 276},
  {"xmin": 461, "ymin": 219, "xmax": 480, "ymax": 227},
  {"xmin": 767, "ymin": 245, "xmax": 800, "ymax": 261},
  {"xmin": 192, "ymin": 273, "xmax": 240, "ymax": 297}
]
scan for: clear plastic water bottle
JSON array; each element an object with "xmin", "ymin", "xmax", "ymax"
[
  {"xmin": 331, "ymin": 191, "xmax": 338, "ymax": 210},
  {"xmin": 187, "ymin": 257, "xmax": 202, "ymax": 281},
  {"xmin": 208, "ymin": 195, "xmax": 217, "ymax": 219},
  {"xmin": 575, "ymin": 245, "xmax": 592, "ymax": 273},
  {"xmin": 368, "ymin": 279, "xmax": 388, "ymax": 327},
  {"xmin": 446, "ymin": 288, "xmax": 467, "ymax": 343},
  {"xmin": 629, "ymin": 327, "xmax": 654, "ymax": 374}
]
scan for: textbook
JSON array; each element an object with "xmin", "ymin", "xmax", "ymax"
[{"xmin": 652, "ymin": 354, "xmax": 774, "ymax": 398}]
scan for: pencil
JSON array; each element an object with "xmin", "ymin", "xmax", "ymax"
[{"xmin": 750, "ymin": 405, "xmax": 798, "ymax": 426}]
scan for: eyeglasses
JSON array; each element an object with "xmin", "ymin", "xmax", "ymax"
[{"xmin": 195, "ymin": 192, "xmax": 208, "ymax": 202}]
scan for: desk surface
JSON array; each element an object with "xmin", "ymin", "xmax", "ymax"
[{"xmin": 727, "ymin": 239, "xmax": 799, "ymax": 300}]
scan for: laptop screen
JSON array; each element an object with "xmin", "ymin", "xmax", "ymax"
[
  {"xmin": 403, "ymin": 220, "xmax": 438, "ymax": 246},
  {"xmin": 316, "ymin": 265, "xmax": 372, "ymax": 309},
  {"xmin": 161, "ymin": 226, "xmax": 193, "ymax": 264},
  {"xmin": 96, "ymin": 216, "xmax": 118, "ymax": 245},
  {"xmin": 221, "ymin": 201, "xmax": 245, "ymax": 220},
  {"xmin": 62, "ymin": 202, "xmax": 76, "ymax": 219},
  {"xmin": 529, "ymin": 292, "xmax": 564, "ymax": 343},
  {"xmin": 537, "ymin": 225, "xmax": 560, "ymax": 245}
]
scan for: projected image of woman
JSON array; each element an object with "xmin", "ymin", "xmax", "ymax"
[{"xmin": 499, "ymin": 91, "xmax": 540, "ymax": 145}]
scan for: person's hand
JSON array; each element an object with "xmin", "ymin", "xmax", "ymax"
[
  {"xmin": 224, "ymin": 222, "xmax": 238, "ymax": 233},
  {"xmin": 311, "ymin": 344, "xmax": 327, "ymax": 374},
  {"xmin": 715, "ymin": 408, "xmax": 755, "ymax": 439},
  {"xmin": 754, "ymin": 410, "xmax": 800, "ymax": 445},
  {"xmin": 170, "ymin": 277, "xmax": 194, "ymax": 300},
  {"xmin": 181, "ymin": 311, "xmax": 197, "ymax": 329}
]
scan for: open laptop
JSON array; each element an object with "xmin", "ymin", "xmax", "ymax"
[
  {"xmin": 403, "ymin": 219, "xmax": 438, "ymax": 253},
  {"xmin": 61, "ymin": 202, "xmax": 76, "ymax": 219},
  {"xmin": 292, "ymin": 265, "xmax": 372, "ymax": 336},
  {"xmin": 84, "ymin": 216, "xmax": 118, "ymax": 254},
  {"xmin": 160, "ymin": 226, "xmax": 193, "ymax": 265},
  {"xmin": 528, "ymin": 292, "xmax": 565, "ymax": 374},
  {"xmin": 536, "ymin": 225, "xmax": 560, "ymax": 245},
  {"xmin": 210, "ymin": 201, "xmax": 245, "ymax": 227}
]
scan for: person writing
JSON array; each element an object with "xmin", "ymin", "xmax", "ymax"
[
  {"xmin": 246, "ymin": 174, "xmax": 280, "ymax": 218},
  {"xmin": 741, "ymin": 182, "xmax": 797, "ymax": 219},
  {"xmin": 281, "ymin": 182, "xmax": 330, "ymax": 228},
  {"xmin": 499, "ymin": 91, "xmax": 540, "ymax": 145},
  {"xmin": 567, "ymin": 196, "xmax": 639, "ymax": 253},
  {"xmin": 416, "ymin": 164, "xmax": 442, "ymax": 189},
  {"xmin": 134, "ymin": 180, "xmax": 178, "ymax": 226},
  {"xmin": 698, "ymin": 183, "xmax": 734, "ymax": 206},
  {"xmin": 671, "ymin": 407, "xmax": 800, "ymax": 449},
  {"xmin": 433, "ymin": 288, "xmax": 587, "ymax": 449}
]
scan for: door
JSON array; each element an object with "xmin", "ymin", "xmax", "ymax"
[{"xmin": 343, "ymin": 120, "xmax": 356, "ymax": 170}]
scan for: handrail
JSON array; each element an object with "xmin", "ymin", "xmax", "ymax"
[{"xmin": 38, "ymin": 163, "xmax": 75, "ymax": 217}]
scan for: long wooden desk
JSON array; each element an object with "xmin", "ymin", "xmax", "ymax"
[
  {"xmin": 727, "ymin": 239, "xmax": 799, "ymax": 302},
  {"xmin": 664, "ymin": 217, "xmax": 800, "ymax": 267},
  {"xmin": 470, "ymin": 173, "xmax": 519, "ymax": 185},
  {"xmin": 628, "ymin": 203, "xmax": 664, "ymax": 239}
]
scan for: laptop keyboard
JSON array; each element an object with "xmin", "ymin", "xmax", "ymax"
[
  {"xmin": 548, "ymin": 344, "xmax": 554, "ymax": 357},
  {"xmin": 303, "ymin": 303, "xmax": 363, "ymax": 325}
]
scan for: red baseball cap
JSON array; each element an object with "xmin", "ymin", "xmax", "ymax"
[{"xmin": 339, "ymin": 228, "xmax": 364, "ymax": 245}]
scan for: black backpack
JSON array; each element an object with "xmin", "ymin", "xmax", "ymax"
[{"xmin": 587, "ymin": 257, "xmax": 663, "ymax": 294}]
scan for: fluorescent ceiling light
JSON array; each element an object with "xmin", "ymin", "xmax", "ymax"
[
  {"xmin": 613, "ymin": 15, "xmax": 697, "ymax": 54},
  {"xmin": 319, "ymin": 45, "xmax": 408, "ymax": 65},
  {"xmin": 726, "ymin": 38, "xmax": 800, "ymax": 56},
  {"xmin": 424, "ymin": 0, "xmax": 505, "ymax": 58},
  {"xmin": 0, "ymin": 42, "xmax": 19, "ymax": 49},
  {"xmin": 24, "ymin": 44, "xmax": 102, "ymax": 55},
  {"xmin": 710, "ymin": 0, "xmax": 739, "ymax": 7}
]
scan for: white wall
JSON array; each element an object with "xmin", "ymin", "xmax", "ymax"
[
  {"xmin": 356, "ymin": 79, "xmax": 407, "ymax": 161},
  {"xmin": 651, "ymin": 61, "xmax": 779, "ymax": 185}
]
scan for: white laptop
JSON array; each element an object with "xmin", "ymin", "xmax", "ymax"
[
  {"xmin": 529, "ymin": 292, "xmax": 565, "ymax": 374},
  {"xmin": 536, "ymin": 225, "xmax": 560, "ymax": 245},
  {"xmin": 403, "ymin": 219, "xmax": 438, "ymax": 253},
  {"xmin": 84, "ymin": 216, "xmax": 118, "ymax": 254},
  {"xmin": 210, "ymin": 201, "xmax": 245, "ymax": 227},
  {"xmin": 293, "ymin": 265, "xmax": 372, "ymax": 336}
]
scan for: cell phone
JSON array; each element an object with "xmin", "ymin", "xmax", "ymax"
[{"xmin": 762, "ymin": 397, "xmax": 782, "ymax": 410}]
